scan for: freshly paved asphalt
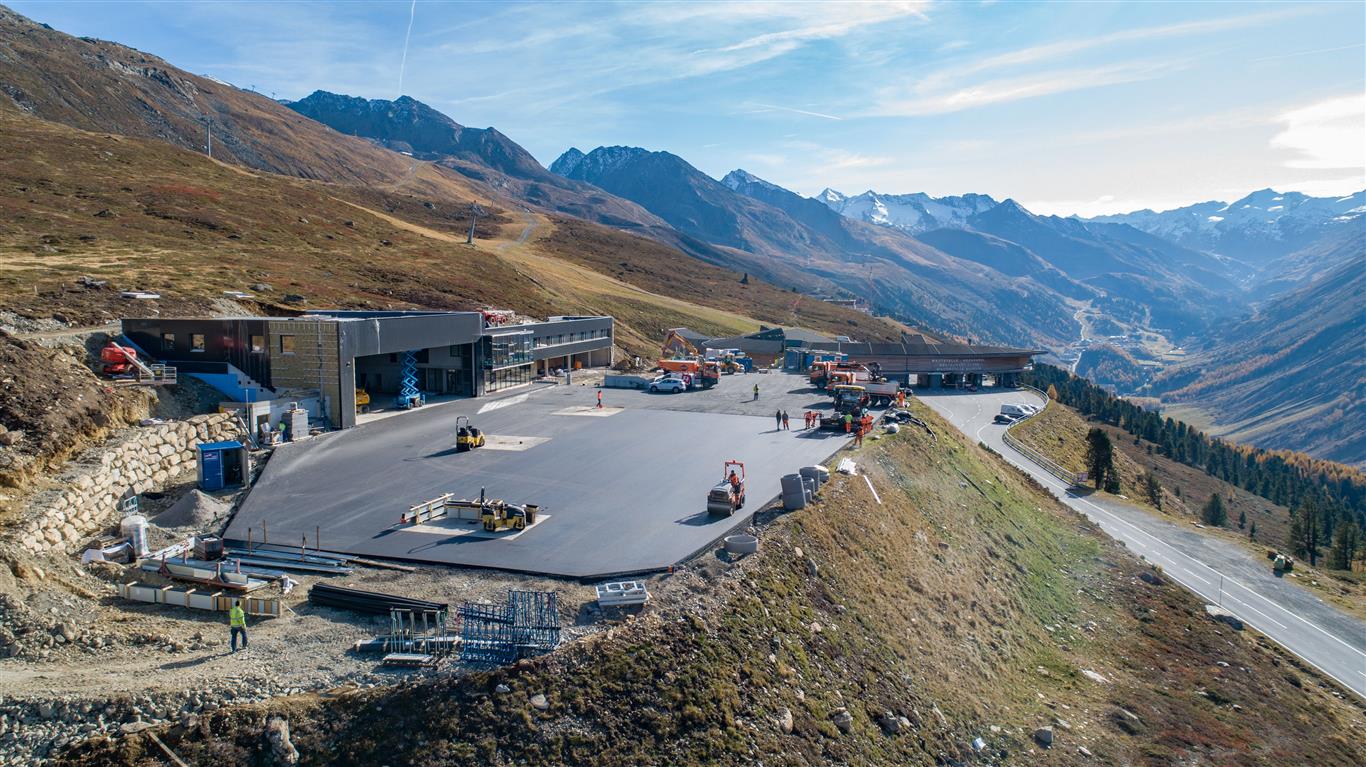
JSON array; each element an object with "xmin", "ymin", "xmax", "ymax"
[
  {"xmin": 227, "ymin": 372, "xmax": 847, "ymax": 578},
  {"xmin": 918, "ymin": 388, "xmax": 1366, "ymax": 700}
]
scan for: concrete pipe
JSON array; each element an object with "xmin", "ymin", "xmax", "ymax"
[
  {"xmin": 724, "ymin": 534, "xmax": 759, "ymax": 555},
  {"xmin": 800, "ymin": 465, "xmax": 829, "ymax": 490}
]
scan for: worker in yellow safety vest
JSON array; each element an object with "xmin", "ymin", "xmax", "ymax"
[{"xmin": 229, "ymin": 600, "xmax": 248, "ymax": 652}]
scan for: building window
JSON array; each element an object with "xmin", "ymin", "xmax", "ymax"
[
  {"xmin": 161, "ymin": 333, "xmax": 175, "ymax": 352},
  {"xmin": 280, "ymin": 335, "xmax": 296, "ymax": 355},
  {"xmin": 250, "ymin": 335, "xmax": 265, "ymax": 353},
  {"xmin": 482, "ymin": 332, "xmax": 532, "ymax": 369},
  {"xmin": 191, "ymin": 334, "xmax": 205, "ymax": 352},
  {"xmin": 485, "ymin": 361, "xmax": 533, "ymax": 393}
]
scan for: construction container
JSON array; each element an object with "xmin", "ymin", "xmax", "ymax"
[
  {"xmin": 196, "ymin": 441, "xmax": 249, "ymax": 492},
  {"xmin": 781, "ymin": 474, "xmax": 807, "ymax": 510},
  {"xmin": 120, "ymin": 514, "xmax": 149, "ymax": 558}
]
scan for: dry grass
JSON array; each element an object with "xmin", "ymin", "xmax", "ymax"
[{"xmin": 0, "ymin": 108, "xmax": 901, "ymax": 363}]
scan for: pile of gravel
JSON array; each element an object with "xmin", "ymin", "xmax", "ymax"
[{"xmin": 153, "ymin": 490, "xmax": 231, "ymax": 530}]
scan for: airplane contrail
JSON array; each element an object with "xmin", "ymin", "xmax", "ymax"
[{"xmin": 397, "ymin": 0, "xmax": 417, "ymax": 97}]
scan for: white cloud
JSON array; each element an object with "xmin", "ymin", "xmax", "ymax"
[
  {"xmin": 1270, "ymin": 94, "xmax": 1366, "ymax": 171},
  {"xmin": 870, "ymin": 8, "xmax": 1297, "ymax": 117},
  {"xmin": 873, "ymin": 60, "xmax": 1185, "ymax": 116},
  {"xmin": 746, "ymin": 103, "xmax": 844, "ymax": 120},
  {"xmin": 1023, "ymin": 195, "xmax": 1201, "ymax": 218}
]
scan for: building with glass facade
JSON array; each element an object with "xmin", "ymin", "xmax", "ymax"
[{"xmin": 122, "ymin": 311, "xmax": 613, "ymax": 429}]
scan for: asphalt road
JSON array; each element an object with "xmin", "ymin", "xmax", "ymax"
[
  {"xmin": 228, "ymin": 372, "xmax": 846, "ymax": 578},
  {"xmin": 918, "ymin": 388, "xmax": 1366, "ymax": 700}
]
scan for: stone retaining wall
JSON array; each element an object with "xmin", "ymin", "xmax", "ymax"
[{"xmin": 8, "ymin": 414, "xmax": 242, "ymax": 555}]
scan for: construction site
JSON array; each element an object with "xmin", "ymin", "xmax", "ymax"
[{"xmin": 0, "ymin": 314, "xmax": 972, "ymax": 763}]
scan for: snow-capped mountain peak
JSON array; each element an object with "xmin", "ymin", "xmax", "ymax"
[
  {"xmin": 1091, "ymin": 188, "xmax": 1366, "ymax": 263},
  {"xmin": 817, "ymin": 188, "xmax": 999, "ymax": 234},
  {"xmin": 721, "ymin": 168, "xmax": 783, "ymax": 193}
]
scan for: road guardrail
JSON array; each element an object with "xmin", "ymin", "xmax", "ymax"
[{"xmin": 1002, "ymin": 386, "xmax": 1087, "ymax": 487}]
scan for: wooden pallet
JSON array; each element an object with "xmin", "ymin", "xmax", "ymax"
[{"xmin": 382, "ymin": 652, "xmax": 436, "ymax": 668}]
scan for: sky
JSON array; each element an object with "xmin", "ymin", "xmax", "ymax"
[{"xmin": 10, "ymin": 0, "xmax": 1366, "ymax": 216}]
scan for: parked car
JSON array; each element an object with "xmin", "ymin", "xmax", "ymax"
[
  {"xmin": 649, "ymin": 377, "xmax": 687, "ymax": 393},
  {"xmin": 993, "ymin": 413, "xmax": 1016, "ymax": 425}
]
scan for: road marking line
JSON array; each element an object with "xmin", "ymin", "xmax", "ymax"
[
  {"xmin": 478, "ymin": 392, "xmax": 530, "ymax": 414},
  {"xmin": 1223, "ymin": 593, "xmax": 1287, "ymax": 630}
]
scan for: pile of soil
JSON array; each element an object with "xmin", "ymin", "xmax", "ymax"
[{"xmin": 152, "ymin": 489, "xmax": 231, "ymax": 530}]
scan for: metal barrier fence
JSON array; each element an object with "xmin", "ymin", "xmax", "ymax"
[{"xmin": 1001, "ymin": 386, "xmax": 1087, "ymax": 487}]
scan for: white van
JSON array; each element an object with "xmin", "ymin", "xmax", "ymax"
[{"xmin": 1000, "ymin": 404, "xmax": 1032, "ymax": 417}]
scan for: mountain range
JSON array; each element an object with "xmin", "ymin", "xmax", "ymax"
[
  {"xmin": 0, "ymin": 4, "xmax": 1360, "ymax": 464},
  {"xmin": 1093, "ymin": 188, "xmax": 1366, "ymax": 266}
]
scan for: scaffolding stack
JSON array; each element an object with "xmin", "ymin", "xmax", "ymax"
[
  {"xmin": 381, "ymin": 607, "xmax": 455, "ymax": 667},
  {"xmin": 458, "ymin": 590, "xmax": 561, "ymax": 664}
]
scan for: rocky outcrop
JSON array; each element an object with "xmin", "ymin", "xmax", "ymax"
[{"xmin": 5, "ymin": 414, "xmax": 241, "ymax": 555}]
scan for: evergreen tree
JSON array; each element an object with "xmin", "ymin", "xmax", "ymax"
[
  {"xmin": 1142, "ymin": 471, "xmax": 1162, "ymax": 509},
  {"xmin": 1084, "ymin": 428, "xmax": 1114, "ymax": 491},
  {"xmin": 1291, "ymin": 496, "xmax": 1322, "ymax": 566},
  {"xmin": 1201, "ymin": 493, "xmax": 1227, "ymax": 527},
  {"xmin": 1328, "ymin": 522, "xmax": 1359, "ymax": 571},
  {"xmin": 1249, "ymin": 521, "xmax": 1257, "ymax": 541},
  {"xmin": 1237, "ymin": 510, "xmax": 1246, "ymax": 529}
]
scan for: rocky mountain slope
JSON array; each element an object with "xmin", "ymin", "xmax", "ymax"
[
  {"xmin": 1093, "ymin": 188, "xmax": 1366, "ymax": 265},
  {"xmin": 557, "ymin": 151, "xmax": 1079, "ymax": 347},
  {"xmin": 284, "ymin": 91, "xmax": 670, "ymax": 231},
  {"xmin": 0, "ymin": 7, "xmax": 441, "ymax": 189},
  {"xmin": 59, "ymin": 401, "xmax": 1366, "ymax": 766}
]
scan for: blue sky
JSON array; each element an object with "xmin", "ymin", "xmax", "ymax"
[{"xmin": 11, "ymin": 0, "xmax": 1365, "ymax": 215}]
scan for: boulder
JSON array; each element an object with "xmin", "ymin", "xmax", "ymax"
[
  {"xmin": 778, "ymin": 707, "xmax": 794, "ymax": 734},
  {"xmin": 529, "ymin": 694, "xmax": 549, "ymax": 711},
  {"xmin": 1034, "ymin": 726, "xmax": 1054, "ymax": 747},
  {"xmin": 830, "ymin": 707, "xmax": 853, "ymax": 734},
  {"xmin": 1204, "ymin": 605, "xmax": 1244, "ymax": 631},
  {"xmin": 265, "ymin": 717, "xmax": 299, "ymax": 765}
]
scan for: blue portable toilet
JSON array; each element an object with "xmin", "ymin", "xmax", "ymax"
[{"xmin": 197, "ymin": 441, "xmax": 249, "ymax": 492}]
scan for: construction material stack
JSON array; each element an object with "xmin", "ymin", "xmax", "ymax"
[
  {"xmin": 308, "ymin": 583, "xmax": 447, "ymax": 615},
  {"xmin": 458, "ymin": 590, "xmax": 560, "ymax": 665}
]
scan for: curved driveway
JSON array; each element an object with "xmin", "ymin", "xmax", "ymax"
[{"xmin": 918, "ymin": 388, "xmax": 1366, "ymax": 700}]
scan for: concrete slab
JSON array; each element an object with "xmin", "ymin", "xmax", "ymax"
[{"xmin": 227, "ymin": 372, "xmax": 849, "ymax": 577}]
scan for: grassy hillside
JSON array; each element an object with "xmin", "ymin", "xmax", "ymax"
[
  {"xmin": 60, "ymin": 403, "xmax": 1364, "ymax": 766},
  {"xmin": 0, "ymin": 106, "xmax": 898, "ymax": 353},
  {"xmin": 1009, "ymin": 402, "xmax": 1168, "ymax": 506}
]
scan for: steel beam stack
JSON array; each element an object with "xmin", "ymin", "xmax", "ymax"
[{"xmin": 308, "ymin": 583, "xmax": 446, "ymax": 615}]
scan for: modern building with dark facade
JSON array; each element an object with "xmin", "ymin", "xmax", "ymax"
[{"xmin": 122, "ymin": 311, "xmax": 613, "ymax": 429}]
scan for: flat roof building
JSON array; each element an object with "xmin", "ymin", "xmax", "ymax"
[{"xmin": 122, "ymin": 311, "xmax": 613, "ymax": 429}]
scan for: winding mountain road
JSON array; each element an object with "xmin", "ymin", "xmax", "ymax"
[{"xmin": 918, "ymin": 389, "xmax": 1366, "ymax": 700}]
